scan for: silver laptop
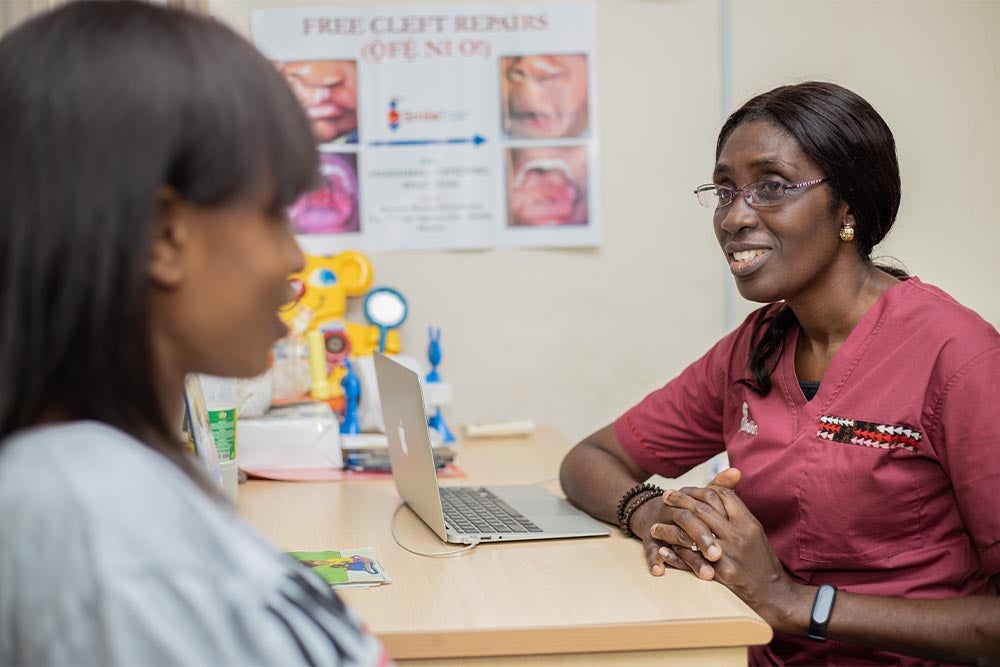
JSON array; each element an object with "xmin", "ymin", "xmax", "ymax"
[{"xmin": 373, "ymin": 352, "xmax": 610, "ymax": 544}]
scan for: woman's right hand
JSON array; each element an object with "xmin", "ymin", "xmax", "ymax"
[{"xmin": 638, "ymin": 468, "xmax": 742, "ymax": 578}]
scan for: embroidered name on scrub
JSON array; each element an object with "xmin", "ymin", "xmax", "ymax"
[{"xmin": 739, "ymin": 401, "xmax": 759, "ymax": 436}]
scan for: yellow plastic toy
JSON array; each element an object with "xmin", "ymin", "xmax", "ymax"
[{"xmin": 281, "ymin": 251, "xmax": 401, "ymax": 401}]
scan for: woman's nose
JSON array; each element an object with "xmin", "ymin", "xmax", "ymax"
[
  {"xmin": 284, "ymin": 229, "xmax": 306, "ymax": 274},
  {"xmin": 717, "ymin": 196, "xmax": 759, "ymax": 235}
]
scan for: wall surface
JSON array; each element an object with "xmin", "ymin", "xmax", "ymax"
[
  {"xmin": 212, "ymin": 0, "xmax": 1000, "ymax": 448},
  {"xmin": 727, "ymin": 0, "xmax": 1000, "ymax": 328},
  {"xmin": 215, "ymin": 0, "xmax": 725, "ymax": 444}
]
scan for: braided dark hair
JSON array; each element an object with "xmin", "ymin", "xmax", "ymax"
[{"xmin": 721, "ymin": 82, "xmax": 906, "ymax": 395}]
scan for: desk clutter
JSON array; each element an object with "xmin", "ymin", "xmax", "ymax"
[
  {"xmin": 341, "ymin": 432, "xmax": 452, "ymax": 472},
  {"xmin": 190, "ymin": 250, "xmax": 460, "ymax": 485}
]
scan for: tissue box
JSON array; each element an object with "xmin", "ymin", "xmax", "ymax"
[{"xmin": 238, "ymin": 402, "xmax": 343, "ymax": 471}]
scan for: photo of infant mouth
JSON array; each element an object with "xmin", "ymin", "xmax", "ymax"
[
  {"xmin": 288, "ymin": 152, "xmax": 360, "ymax": 235},
  {"xmin": 277, "ymin": 59, "xmax": 359, "ymax": 145},
  {"xmin": 507, "ymin": 146, "xmax": 588, "ymax": 228},
  {"xmin": 501, "ymin": 54, "xmax": 589, "ymax": 140}
]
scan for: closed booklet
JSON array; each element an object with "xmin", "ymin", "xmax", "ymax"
[{"xmin": 288, "ymin": 547, "xmax": 391, "ymax": 588}]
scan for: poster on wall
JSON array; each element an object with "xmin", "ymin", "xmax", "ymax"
[{"xmin": 251, "ymin": 3, "xmax": 599, "ymax": 253}]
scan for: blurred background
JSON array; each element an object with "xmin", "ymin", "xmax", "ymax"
[{"xmin": 4, "ymin": 0, "xmax": 997, "ymax": 446}]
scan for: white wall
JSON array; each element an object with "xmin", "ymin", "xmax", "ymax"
[{"xmin": 212, "ymin": 0, "xmax": 1000, "ymax": 445}]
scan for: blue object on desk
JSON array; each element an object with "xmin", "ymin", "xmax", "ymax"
[
  {"xmin": 426, "ymin": 326, "xmax": 442, "ymax": 382},
  {"xmin": 363, "ymin": 287, "xmax": 408, "ymax": 353},
  {"xmin": 428, "ymin": 408, "xmax": 455, "ymax": 443},
  {"xmin": 340, "ymin": 358, "xmax": 361, "ymax": 434},
  {"xmin": 425, "ymin": 326, "xmax": 455, "ymax": 443}
]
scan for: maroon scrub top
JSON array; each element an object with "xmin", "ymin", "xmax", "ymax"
[{"xmin": 616, "ymin": 277, "xmax": 1000, "ymax": 665}]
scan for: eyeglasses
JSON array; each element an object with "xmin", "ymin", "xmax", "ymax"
[{"xmin": 694, "ymin": 177, "xmax": 828, "ymax": 209}]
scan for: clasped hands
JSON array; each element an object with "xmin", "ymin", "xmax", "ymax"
[{"xmin": 632, "ymin": 467, "xmax": 805, "ymax": 630}]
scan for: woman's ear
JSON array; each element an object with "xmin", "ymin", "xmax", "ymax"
[
  {"xmin": 842, "ymin": 210, "xmax": 858, "ymax": 235},
  {"xmin": 833, "ymin": 199, "xmax": 856, "ymax": 231},
  {"xmin": 148, "ymin": 186, "xmax": 189, "ymax": 289}
]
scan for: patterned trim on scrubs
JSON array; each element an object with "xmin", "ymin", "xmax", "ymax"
[{"xmin": 818, "ymin": 415, "xmax": 922, "ymax": 452}]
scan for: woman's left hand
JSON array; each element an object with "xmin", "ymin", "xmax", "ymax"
[{"xmin": 658, "ymin": 485, "xmax": 811, "ymax": 633}]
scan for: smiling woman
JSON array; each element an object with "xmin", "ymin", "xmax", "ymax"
[
  {"xmin": 0, "ymin": 2, "xmax": 385, "ymax": 664},
  {"xmin": 559, "ymin": 82, "xmax": 1000, "ymax": 665},
  {"xmin": 708, "ymin": 84, "xmax": 905, "ymax": 393}
]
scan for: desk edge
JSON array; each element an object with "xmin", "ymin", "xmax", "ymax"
[{"xmin": 380, "ymin": 616, "xmax": 773, "ymax": 660}]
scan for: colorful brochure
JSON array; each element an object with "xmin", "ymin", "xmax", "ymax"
[{"xmin": 288, "ymin": 547, "xmax": 391, "ymax": 588}]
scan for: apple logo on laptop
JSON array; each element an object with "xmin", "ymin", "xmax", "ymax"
[{"xmin": 397, "ymin": 419, "xmax": 408, "ymax": 456}]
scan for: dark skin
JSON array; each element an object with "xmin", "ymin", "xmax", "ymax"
[
  {"xmin": 559, "ymin": 423, "xmax": 736, "ymax": 579},
  {"xmin": 559, "ymin": 120, "xmax": 1000, "ymax": 663},
  {"xmin": 661, "ymin": 483, "xmax": 1000, "ymax": 665},
  {"xmin": 148, "ymin": 185, "xmax": 304, "ymax": 431}
]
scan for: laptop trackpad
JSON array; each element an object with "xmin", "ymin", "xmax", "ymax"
[{"xmin": 489, "ymin": 485, "xmax": 608, "ymax": 530}]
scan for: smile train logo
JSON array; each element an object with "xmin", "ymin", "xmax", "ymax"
[
  {"xmin": 388, "ymin": 98, "xmax": 400, "ymax": 132},
  {"xmin": 739, "ymin": 401, "xmax": 759, "ymax": 436}
]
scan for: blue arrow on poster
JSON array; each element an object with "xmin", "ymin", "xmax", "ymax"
[{"xmin": 369, "ymin": 135, "xmax": 486, "ymax": 147}]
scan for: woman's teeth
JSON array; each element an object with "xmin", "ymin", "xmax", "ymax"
[{"xmin": 732, "ymin": 249, "xmax": 767, "ymax": 262}]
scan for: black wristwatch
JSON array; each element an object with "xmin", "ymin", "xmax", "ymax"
[{"xmin": 807, "ymin": 584, "xmax": 837, "ymax": 641}]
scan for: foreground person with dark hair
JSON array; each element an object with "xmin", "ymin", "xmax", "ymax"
[
  {"xmin": 560, "ymin": 82, "xmax": 1000, "ymax": 665},
  {"xmin": 0, "ymin": 2, "xmax": 386, "ymax": 664}
]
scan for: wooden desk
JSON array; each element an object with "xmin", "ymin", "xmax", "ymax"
[{"xmin": 238, "ymin": 426, "xmax": 771, "ymax": 665}]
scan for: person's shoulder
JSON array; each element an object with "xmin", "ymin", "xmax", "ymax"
[
  {"xmin": 0, "ymin": 421, "xmax": 185, "ymax": 498},
  {"xmin": 0, "ymin": 421, "xmax": 213, "ymax": 547},
  {"xmin": 3, "ymin": 420, "xmax": 148, "ymax": 462},
  {"xmin": 888, "ymin": 277, "xmax": 1000, "ymax": 375},
  {"xmin": 0, "ymin": 421, "xmax": 254, "ymax": 591},
  {"xmin": 892, "ymin": 277, "xmax": 1000, "ymax": 349}
]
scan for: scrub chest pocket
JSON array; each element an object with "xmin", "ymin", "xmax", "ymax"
[{"xmin": 798, "ymin": 415, "xmax": 926, "ymax": 565}]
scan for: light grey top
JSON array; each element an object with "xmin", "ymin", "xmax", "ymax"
[{"xmin": 0, "ymin": 421, "xmax": 386, "ymax": 666}]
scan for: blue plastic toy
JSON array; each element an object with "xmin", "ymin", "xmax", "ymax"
[
  {"xmin": 426, "ymin": 326, "xmax": 442, "ymax": 382},
  {"xmin": 363, "ymin": 287, "xmax": 408, "ymax": 354},
  {"xmin": 340, "ymin": 358, "xmax": 361, "ymax": 435},
  {"xmin": 425, "ymin": 326, "xmax": 455, "ymax": 443}
]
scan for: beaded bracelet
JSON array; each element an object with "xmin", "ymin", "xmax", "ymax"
[
  {"xmin": 620, "ymin": 490, "xmax": 662, "ymax": 538},
  {"xmin": 616, "ymin": 483, "xmax": 664, "ymax": 538},
  {"xmin": 615, "ymin": 482, "xmax": 662, "ymax": 525}
]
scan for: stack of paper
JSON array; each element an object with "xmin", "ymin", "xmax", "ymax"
[
  {"xmin": 238, "ymin": 401, "xmax": 343, "ymax": 471},
  {"xmin": 340, "ymin": 432, "xmax": 455, "ymax": 472}
]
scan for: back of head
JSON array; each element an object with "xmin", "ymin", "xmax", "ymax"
[
  {"xmin": 0, "ymin": 1, "xmax": 317, "ymax": 442},
  {"xmin": 717, "ymin": 81, "xmax": 901, "ymax": 259}
]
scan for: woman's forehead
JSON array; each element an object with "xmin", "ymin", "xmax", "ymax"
[{"xmin": 715, "ymin": 120, "xmax": 810, "ymax": 175}]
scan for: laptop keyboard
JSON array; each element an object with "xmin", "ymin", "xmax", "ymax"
[{"xmin": 440, "ymin": 487, "xmax": 543, "ymax": 534}]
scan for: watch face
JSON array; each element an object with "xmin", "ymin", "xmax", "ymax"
[
  {"xmin": 808, "ymin": 584, "xmax": 837, "ymax": 642},
  {"xmin": 808, "ymin": 583, "xmax": 837, "ymax": 641},
  {"xmin": 811, "ymin": 584, "xmax": 837, "ymax": 623}
]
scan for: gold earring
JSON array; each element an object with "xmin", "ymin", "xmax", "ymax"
[{"xmin": 839, "ymin": 224, "xmax": 855, "ymax": 242}]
